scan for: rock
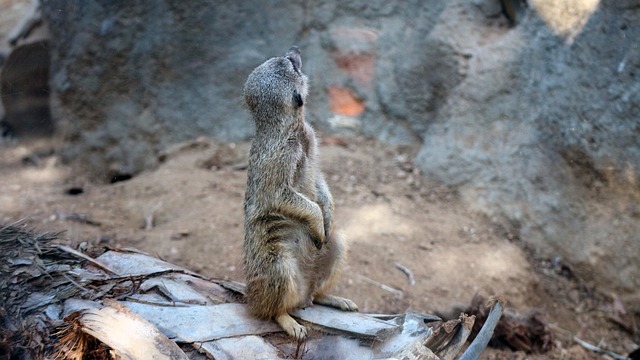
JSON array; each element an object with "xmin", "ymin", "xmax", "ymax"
[
  {"xmin": 38, "ymin": 0, "xmax": 446, "ymax": 179},
  {"xmin": 1, "ymin": 41, "xmax": 52, "ymax": 137},
  {"xmin": 41, "ymin": 0, "xmax": 306, "ymax": 180},
  {"xmin": 31, "ymin": 0, "xmax": 640, "ymax": 301},
  {"xmin": 0, "ymin": 0, "xmax": 52, "ymax": 137},
  {"xmin": 415, "ymin": 0, "xmax": 640, "ymax": 300}
]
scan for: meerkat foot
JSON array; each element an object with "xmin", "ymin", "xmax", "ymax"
[
  {"xmin": 275, "ymin": 313, "xmax": 307, "ymax": 341},
  {"xmin": 314, "ymin": 294, "xmax": 359, "ymax": 312}
]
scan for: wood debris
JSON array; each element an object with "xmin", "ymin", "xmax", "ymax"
[
  {"xmin": 0, "ymin": 224, "xmax": 503, "ymax": 359},
  {"xmin": 395, "ymin": 261, "xmax": 416, "ymax": 286},
  {"xmin": 357, "ymin": 274, "xmax": 404, "ymax": 297},
  {"xmin": 59, "ymin": 300, "xmax": 189, "ymax": 360},
  {"xmin": 464, "ymin": 294, "xmax": 554, "ymax": 353},
  {"xmin": 573, "ymin": 336, "xmax": 629, "ymax": 360},
  {"xmin": 56, "ymin": 211, "xmax": 102, "ymax": 226}
]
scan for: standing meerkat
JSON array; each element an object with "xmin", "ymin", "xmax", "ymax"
[{"xmin": 242, "ymin": 46, "xmax": 358, "ymax": 340}]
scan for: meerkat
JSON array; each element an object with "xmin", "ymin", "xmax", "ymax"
[{"xmin": 242, "ymin": 46, "xmax": 358, "ymax": 340}]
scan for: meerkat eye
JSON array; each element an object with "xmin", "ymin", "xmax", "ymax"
[{"xmin": 293, "ymin": 91, "xmax": 304, "ymax": 107}]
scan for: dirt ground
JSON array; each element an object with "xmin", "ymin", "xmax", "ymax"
[{"xmin": 1, "ymin": 135, "xmax": 638, "ymax": 359}]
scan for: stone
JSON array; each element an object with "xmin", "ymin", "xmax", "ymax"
[
  {"xmin": 0, "ymin": 0, "xmax": 52, "ymax": 138},
  {"xmin": 31, "ymin": 0, "xmax": 640, "ymax": 303},
  {"xmin": 415, "ymin": 1, "xmax": 640, "ymax": 302}
]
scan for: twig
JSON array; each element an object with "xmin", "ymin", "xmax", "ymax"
[
  {"xmin": 0, "ymin": 217, "xmax": 30, "ymax": 231},
  {"xmin": 294, "ymin": 338, "xmax": 307, "ymax": 360},
  {"xmin": 55, "ymin": 244, "xmax": 120, "ymax": 275},
  {"xmin": 61, "ymin": 273, "xmax": 92, "ymax": 294},
  {"xmin": 57, "ymin": 212, "xmax": 101, "ymax": 226},
  {"xmin": 573, "ymin": 337, "xmax": 629, "ymax": 360},
  {"xmin": 89, "ymin": 268, "xmax": 207, "ymax": 285},
  {"xmin": 121, "ymin": 297, "xmax": 191, "ymax": 308},
  {"xmin": 144, "ymin": 202, "xmax": 163, "ymax": 230},
  {"xmin": 144, "ymin": 214, "xmax": 154, "ymax": 230},
  {"xmin": 394, "ymin": 262, "xmax": 415, "ymax": 286},
  {"xmin": 356, "ymin": 274, "xmax": 403, "ymax": 297}
]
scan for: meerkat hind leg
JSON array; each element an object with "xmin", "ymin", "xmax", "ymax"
[
  {"xmin": 275, "ymin": 313, "xmax": 307, "ymax": 341},
  {"xmin": 313, "ymin": 294, "xmax": 359, "ymax": 312}
]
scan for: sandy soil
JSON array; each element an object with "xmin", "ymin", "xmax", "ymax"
[{"xmin": 0, "ymin": 135, "xmax": 637, "ymax": 359}]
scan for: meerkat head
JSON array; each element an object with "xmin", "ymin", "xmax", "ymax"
[{"xmin": 243, "ymin": 46, "xmax": 309, "ymax": 125}]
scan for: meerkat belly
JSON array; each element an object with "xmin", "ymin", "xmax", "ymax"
[
  {"xmin": 258, "ymin": 214, "xmax": 322, "ymax": 265},
  {"xmin": 258, "ymin": 214, "xmax": 316, "ymax": 252},
  {"xmin": 281, "ymin": 227, "xmax": 326, "ymax": 301}
]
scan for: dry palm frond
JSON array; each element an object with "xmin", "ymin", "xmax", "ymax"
[
  {"xmin": 1, "ymin": 224, "xmax": 502, "ymax": 359},
  {"xmin": 54, "ymin": 312, "xmax": 111, "ymax": 360}
]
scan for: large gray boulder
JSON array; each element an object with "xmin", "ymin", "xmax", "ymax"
[
  {"xmin": 415, "ymin": 0, "xmax": 640, "ymax": 304},
  {"xmin": 42, "ymin": 1, "xmax": 307, "ymax": 178},
  {"xmin": 0, "ymin": 0, "xmax": 52, "ymax": 138},
  {"xmin": 40, "ymin": 0, "xmax": 451, "ymax": 178}
]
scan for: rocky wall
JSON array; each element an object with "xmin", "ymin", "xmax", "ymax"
[
  {"xmin": 36, "ymin": 0, "xmax": 640, "ymax": 303},
  {"xmin": 415, "ymin": 0, "xmax": 640, "ymax": 305}
]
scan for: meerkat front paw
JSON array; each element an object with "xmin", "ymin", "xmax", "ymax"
[
  {"xmin": 309, "ymin": 220, "xmax": 326, "ymax": 250},
  {"xmin": 275, "ymin": 313, "xmax": 307, "ymax": 341},
  {"xmin": 323, "ymin": 220, "xmax": 332, "ymax": 244},
  {"xmin": 313, "ymin": 294, "xmax": 359, "ymax": 312}
]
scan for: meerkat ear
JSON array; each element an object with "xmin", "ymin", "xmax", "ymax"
[
  {"xmin": 286, "ymin": 46, "xmax": 302, "ymax": 75},
  {"xmin": 293, "ymin": 91, "xmax": 304, "ymax": 107}
]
